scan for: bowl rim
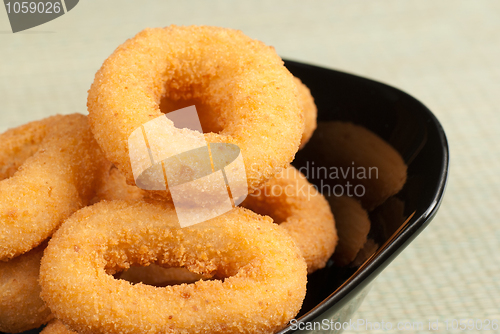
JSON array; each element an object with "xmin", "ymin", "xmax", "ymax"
[{"xmin": 279, "ymin": 59, "xmax": 450, "ymax": 331}]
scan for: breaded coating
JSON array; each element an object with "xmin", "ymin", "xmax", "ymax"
[
  {"xmin": 0, "ymin": 114, "xmax": 106, "ymax": 260},
  {"xmin": 40, "ymin": 201, "xmax": 307, "ymax": 334}
]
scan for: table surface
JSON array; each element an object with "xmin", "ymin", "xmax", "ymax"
[{"xmin": 1, "ymin": 1, "xmax": 499, "ymax": 333}]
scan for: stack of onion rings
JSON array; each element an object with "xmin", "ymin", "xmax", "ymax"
[{"xmin": 0, "ymin": 25, "xmax": 383, "ymax": 333}]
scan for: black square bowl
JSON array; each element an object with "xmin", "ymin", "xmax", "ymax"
[{"xmin": 278, "ymin": 60, "xmax": 449, "ymax": 333}]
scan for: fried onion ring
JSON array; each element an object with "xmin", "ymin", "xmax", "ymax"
[
  {"xmin": 0, "ymin": 114, "xmax": 105, "ymax": 260},
  {"xmin": 40, "ymin": 201, "xmax": 307, "ymax": 334},
  {"xmin": 0, "ymin": 243, "xmax": 53, "ymax": 333},
  {"xmin": 87, "ymin": 25, "xmax": 304, "ymax": 196},
  {"xmin": 242, "ymin": 166, "xmax": 337, "ymax": 273}
]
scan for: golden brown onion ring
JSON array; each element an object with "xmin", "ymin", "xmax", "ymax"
[
  {"xmin": 40, "ymin": 201, "xmax": 307, "ymax": 334},
  {"xmin": 87, "ymin": 25, "xmax": 304, "ymax": 197},
  {"xmin": 0, "ymin": 114, "xmax": 106, "ymax": 260}
]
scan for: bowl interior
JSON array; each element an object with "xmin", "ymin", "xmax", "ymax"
[{"xmin": 283, "ymin": 59, "xmax": 449, "ymax": 327}]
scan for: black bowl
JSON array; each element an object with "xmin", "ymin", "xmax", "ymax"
[
  {"xmin": 10, "ymin": 60, "xmax": 448, "ymax": 334},
  {"xmin": 277, "ymin": 60, "xmax": 449, "ymax": 333}
]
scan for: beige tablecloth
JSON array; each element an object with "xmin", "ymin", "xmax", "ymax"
[{"xmin": 1, "ymin": 1, "xmax": 499, "ymax": 333}]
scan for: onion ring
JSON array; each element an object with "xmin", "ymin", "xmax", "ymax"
[
  {"xmin": 87, "ymin": 25, "xmax": 304, "ymax": 196},
  {"xmin": 40, "ymin": 201, "xmax": 307, "ymax": 334},
  {"xmin": 0, "ymin": 243, "xmax": 53, "ymax": 333},
  {"xmin": 242, "ymin": 166, "xmax": 337, "ymax": 273},
  {"xmin": 0, "ymin": 114, "xmax": 106, "ymax": 260},
  {"xmin": 294, "ymin": 77, "xmax": 317, "ymax": 150}
]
